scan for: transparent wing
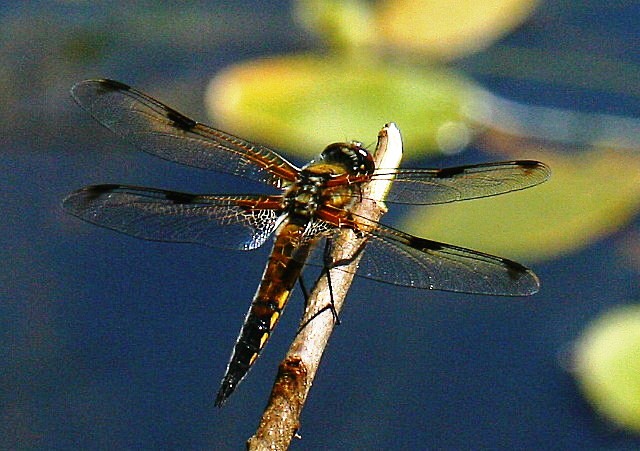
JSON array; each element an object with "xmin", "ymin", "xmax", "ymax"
[
  {"xmin": 71, "ymin": 79, "xmax": 300, "ymax": 188},
  {"xmin": 370, "ymin": 160, "xmax": 550, "ymax": 205},
  {"xmin": 308, "ymin": 217, "xmax": 539, "ymax": 296},
  {"xmin": 63, "ymin": 184, "xmax": 284, "ymax": 251}
]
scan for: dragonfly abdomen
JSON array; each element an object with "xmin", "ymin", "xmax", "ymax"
[
  {"xmin": 214, "ymin": 302, "xmax": 281, "ymax": 406},
  {"xmin": 215, "ymin": 222, "xmax": 312, "ymax": 406}
]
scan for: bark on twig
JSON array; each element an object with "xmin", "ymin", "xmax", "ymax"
[{"xmin": 247, "ymin": 123, "xmax": 403, "ymax": 450}]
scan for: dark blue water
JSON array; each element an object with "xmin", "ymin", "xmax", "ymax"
[{"xmin": 2, "ymin": 1, "xmax": 640, "ymax": 449}]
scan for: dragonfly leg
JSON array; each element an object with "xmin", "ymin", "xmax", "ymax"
[
  {"xmin": 325, "ymin": 236, "xmax": 368, "ymax": 270},
  {"xmin": 298, "ymin": 274, "xmax": 310, "ymax": 306},
  {"xmin": 321, "ymin": 238, "xmax": 342, "ymax": 325},
  {"xmin": 295, "ymin": 272, "xmax": 337, "ymax": 335},
  {"xmin": 296, "ymin": 239, "xmax": 344, "ymax": 334},
  {"xmin": 296, "ymin": 236, "xmax": 370, "ymax": 334},
  {"xmin": 296, "ymin": 302, "xmax": 337, "ymax": 335}
]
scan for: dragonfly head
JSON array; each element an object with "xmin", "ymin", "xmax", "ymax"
[{"xmin": 308, "ymin": 141, "xmax": 375, "ymax": 176}]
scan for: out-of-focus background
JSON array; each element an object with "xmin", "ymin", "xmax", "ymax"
[{"xmin": 3, "ymin": 0, "xmax": 640, "ymax": 449}]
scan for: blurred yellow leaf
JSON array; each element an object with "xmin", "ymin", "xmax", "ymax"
[
  {"xmin": 206, "ymin": 54, "xmax": 479, "ymax": 159},
  {"xmin": 375, "ymin": 0, "xmax": 540, "ymax": 60},
  {"xmin": 401, "ymin": 149, "xmax": 640, "ymax": 262},
  {"xmin": 293, "ymin": 0, "xmax": 376, "ymax": 51},
  {"xmin": 574, "ymin": 305, "xmax": 640, "ymax": 433}
]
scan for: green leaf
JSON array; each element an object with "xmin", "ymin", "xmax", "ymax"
[
  {"xmin": 400, "ymin": 150, "xmax": 640, "ymax": 262},
  {"xmin": 574, "ymin": 305, "xmax": 640, "ymax": 433},
  {"xmin": 293, "ymin": 0, "xmax": 375, "ymax": 51},
  {"xmin": 206, "ymin": 54, "xmax": 478, "ymax": 159},
  {"xmin": 373, "ymin": 0, "xmax": 540, "ymax": 60}
]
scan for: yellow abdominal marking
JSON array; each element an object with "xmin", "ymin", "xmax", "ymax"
[
  {"xmin": 270, "ymin": 312, "xmax": 280, "ymax": 329},
  {"xmin": 249, "ymin": 353, "xmax": 258, "ymax": 365},
  {"xmin": 259, "ymin": 332, "xmax": 270, "ymax": 348},
  {"xmin": 276, "ymin": 290, "xmax": 290, "ymax": 309}
]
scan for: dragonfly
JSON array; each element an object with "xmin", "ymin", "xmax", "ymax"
[{"xmin": 63, "ymin": 79, "xmax": 550, "ymax": 407}]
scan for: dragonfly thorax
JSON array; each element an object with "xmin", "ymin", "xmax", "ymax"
[
  {"xmin": 283, "ymin": 174, "xmax": 326, "ymax": 221},
  {"xmin": 283, "ymin": 142, "xmax": 375, "ymax": 223}
]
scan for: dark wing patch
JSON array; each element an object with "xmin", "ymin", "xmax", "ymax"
[
  {"xmin": 309, "ymin": 217, "xmax": 539, "ymax": 296},
  {"xmin": 63, "ymin": 184, "xmax": 283, "ymax": 251},
  {"xmin": 71, "ymin": 79, "xmax": 300, "ymax": 188},
  {"xmin": 371, "ymin": 160, "xmax": 550, "ymax": 205}
]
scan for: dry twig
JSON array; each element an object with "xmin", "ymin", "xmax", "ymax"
[{"xmin": 247, "ymin": 123, "xmax": 403, "ymax": 450}]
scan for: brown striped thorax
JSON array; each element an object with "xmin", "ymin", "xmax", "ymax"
[{"xmin": 283, "ymin": 141, "xmax": 376, "ymax": 222}]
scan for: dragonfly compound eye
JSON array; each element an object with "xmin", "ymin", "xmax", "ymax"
[{"xmin": 318, "ymin": 142, "xmax": 375, "ymax": 176}]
